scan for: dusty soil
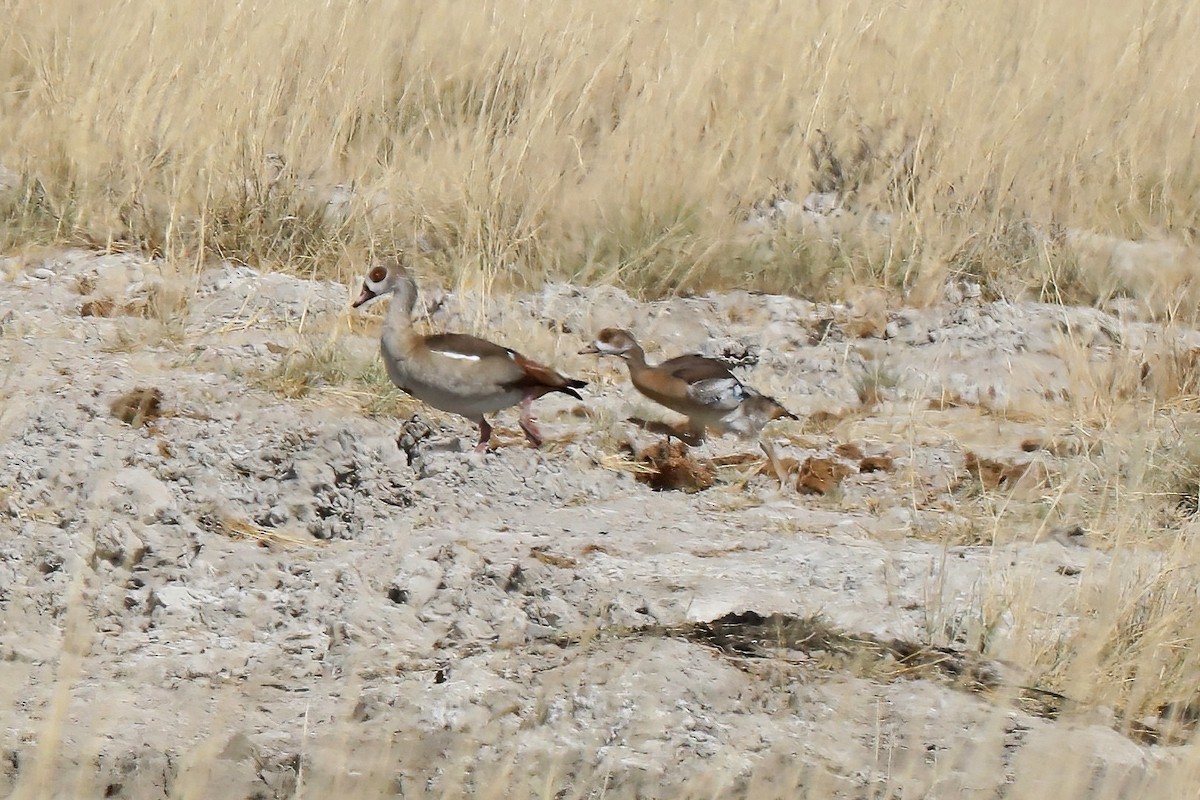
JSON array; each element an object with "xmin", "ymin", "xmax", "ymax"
[{"xmin": 0, "ymin": 250, "xmax": 1196, "ymax": 798}]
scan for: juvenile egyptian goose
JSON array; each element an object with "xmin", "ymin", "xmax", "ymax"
[
  {"xmin": 353, "ymin": 260, "xmax": 586, "ymax": 453},
  {"xmin": 580, "ymin": 327, "xmax": 795, "ymax": 441}
]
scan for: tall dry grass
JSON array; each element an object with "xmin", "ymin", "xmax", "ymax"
[
  {"xmin": 2, "ymin": 0, "xmax": 1198, "ymax": 297},
  {"xmin": 7, "ymin": 2, "xmax": 1200, "ymax": 797}
]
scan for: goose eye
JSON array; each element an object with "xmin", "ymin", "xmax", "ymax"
[{"xmin": 369, "ymin": 266, "xmax": 387, "ymax": 283}]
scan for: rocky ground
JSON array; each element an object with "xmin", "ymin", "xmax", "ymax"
[{"xmin": 1, "ymin": 249, "xmax": 1199, "ymax": 798}]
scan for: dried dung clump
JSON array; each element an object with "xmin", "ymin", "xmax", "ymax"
[
  {"xmin": 631, "ymin": 440, "xmax": 716, "ymax": 493},
  {"xmin": 833, "ymin": 443, "xmax": 893, "ymax": 474},
  {"xmin": 858, "ymin": 455, "xmax": 894, "ymax": 473},
  {"xmin": 964, "ymin": 451, "xmax": 1040, "ymax": 489},
  {"xmin": 797, "ymin": 456, "xmax": 854, "ymax": 494},
  {"xmin": 834, "ymin": 442, "xmax": 865, "ymax": 460},
  {"xmin": 804, "ymin": 410, "xmax": 845, "ymax": 432},
  {"xmin": 80, "ymin": 297, "xmax": 116, "ymax": 317},
  {"xmin": 110, "ymin": 387, "xmax": 164, "ymax": 427},
  {"xmin": 843, "ymin": 288, "xmax": 889, "ymax": 339}
]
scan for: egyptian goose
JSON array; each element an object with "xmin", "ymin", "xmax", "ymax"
[
  {"xmin": 352, "ymin": 260, "xmax": 586, "ymax": 453},
  {"xmin": 580, "ymin": 327, "xmax": 795, "ymax": 441}
]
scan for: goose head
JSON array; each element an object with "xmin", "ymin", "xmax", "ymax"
[
  {"xmin": 579, "ymin": 327, "xmax": 642, "ymax": 359},
  {"xmin": 352, "ymin": 259, "xmax": 419, "ymax": 315}
]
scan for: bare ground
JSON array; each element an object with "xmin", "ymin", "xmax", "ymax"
[{"xmin": 0, "ymin": 250, "xmax": 1197, "ymax": 798}]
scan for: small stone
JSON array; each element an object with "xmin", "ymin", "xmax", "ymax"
[
  {"xmin": 263, "ymin": 505, "xmax": 289, "ymax": 526},
  {"xmin": 389, "ymin": 562, "xmax": 445, "ymax": 608},
  {"xmin": 92, "ymin": 524, "xmax": 146, "ymax": 568},
  {"xmin": 149, "ymin": 585, "xmax": 199, "ymax": 610}
]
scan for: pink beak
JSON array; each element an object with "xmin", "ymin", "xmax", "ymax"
[{"xmin": 351, "ymin": 283, "xmax": 376, "ymax": 308}]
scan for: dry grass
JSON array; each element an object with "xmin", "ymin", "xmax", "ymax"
[
  {"xmin": 204, "ymin": 510, "xmax": 322, "ymax": 549},
  {"xmin": 944, "ymin": 354, "xmax": 1200, "ymax": 743},
  {"xmin": 3, "ymin": 0, "xmax": 1200, "ymax": 301},
  {"xmin": 253, "ymin": 332, "xmax": 416, "ymax": 418},
  {"xmin": 9, "ymin": 0, "xmax": 1200, "ymax": 796}
]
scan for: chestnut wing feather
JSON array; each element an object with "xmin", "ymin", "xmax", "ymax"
[
  {"xmin": 660, "ymin": 354, "xmax": 738, "ymax": 384},
  {"xmin": 426, "ymin": 334, "xmax": 585, "ymax": 399},
  {"xmin": 509, "ymin": 351, "xmax": 587, "ymax": 398}
]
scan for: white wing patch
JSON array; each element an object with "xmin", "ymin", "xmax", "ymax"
[
  {"xmin": 688, "ymin": 377, "xmax": 746, "ymax": 410},
  {"xmin": 434, "ymin": 350, "xmax": 481, "ymax": 362}
]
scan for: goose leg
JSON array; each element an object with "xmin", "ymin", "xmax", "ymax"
[
  {"xmin": 761, "ymin": 438, "xmax": 788, "ymax": 485},
  {"xmin": 669, "ymin": 422, "xmax": 705, "ymax": 448},
  {"xmin": 474, "ymin": 418, "xmax": 494, "ymax": 454},
  {"xmin": 517, "ymin": 395, "xmax": 544, "ymax": 448}
]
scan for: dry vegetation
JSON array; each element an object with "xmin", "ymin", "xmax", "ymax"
[
  {"xmin": 6, "ymin": 0, "xmax": 1200, "ymax": 797},
  {"xmin": 2, "ymin": 0, "xmax": 1200, "ymax": 301}
]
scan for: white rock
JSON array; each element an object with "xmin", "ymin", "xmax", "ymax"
[
  {"xmin": 91, "ymin": 467, "xmax": 178, "ymax": 524},
  {"xmin": 150, "ymin": 585, "xmax": 202, "ymax": 610},
  {"xmin": 389, "ymin": 561, "xmax": 445, "ymax": 609}
]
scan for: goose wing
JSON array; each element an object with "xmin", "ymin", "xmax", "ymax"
[
  {"xmin": 424, "ymin": 333, "xmax": 514, "ymax": 361},
  {"xmin": 658, "ymin": 354, "xmax": 747, "ymax": 411},
  {"xmin": 424, "ymin": 333, "xmax": 584, "ymax": 398}
]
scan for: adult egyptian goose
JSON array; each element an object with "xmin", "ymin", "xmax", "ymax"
[
  {"xmin": 580, "ymin": 327, "xmax": 795, "ymax": 441},
  {"xmin": 353, "ymin": 260, "xmax": 586, "ymax": 453}
]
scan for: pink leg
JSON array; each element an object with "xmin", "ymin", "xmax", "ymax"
[
  {"xmin": 518, "ymin": 394, "xmax": 543, "ymax": 448},
  {"xmin": 474, "ymin": 418, "xmax": 493, "ymax": 454},
  {"xmin": 666, "ymin": 421, "xmax": 705, "ymax": 448}
]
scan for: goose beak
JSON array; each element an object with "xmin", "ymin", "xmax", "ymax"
[
  {"xmin": 578, "ymin": 342, "xmax": 600, "ymax": 355},
  {"xmin": 351, "ymin": 283, "xmax": 376, "ymax": 309}
]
